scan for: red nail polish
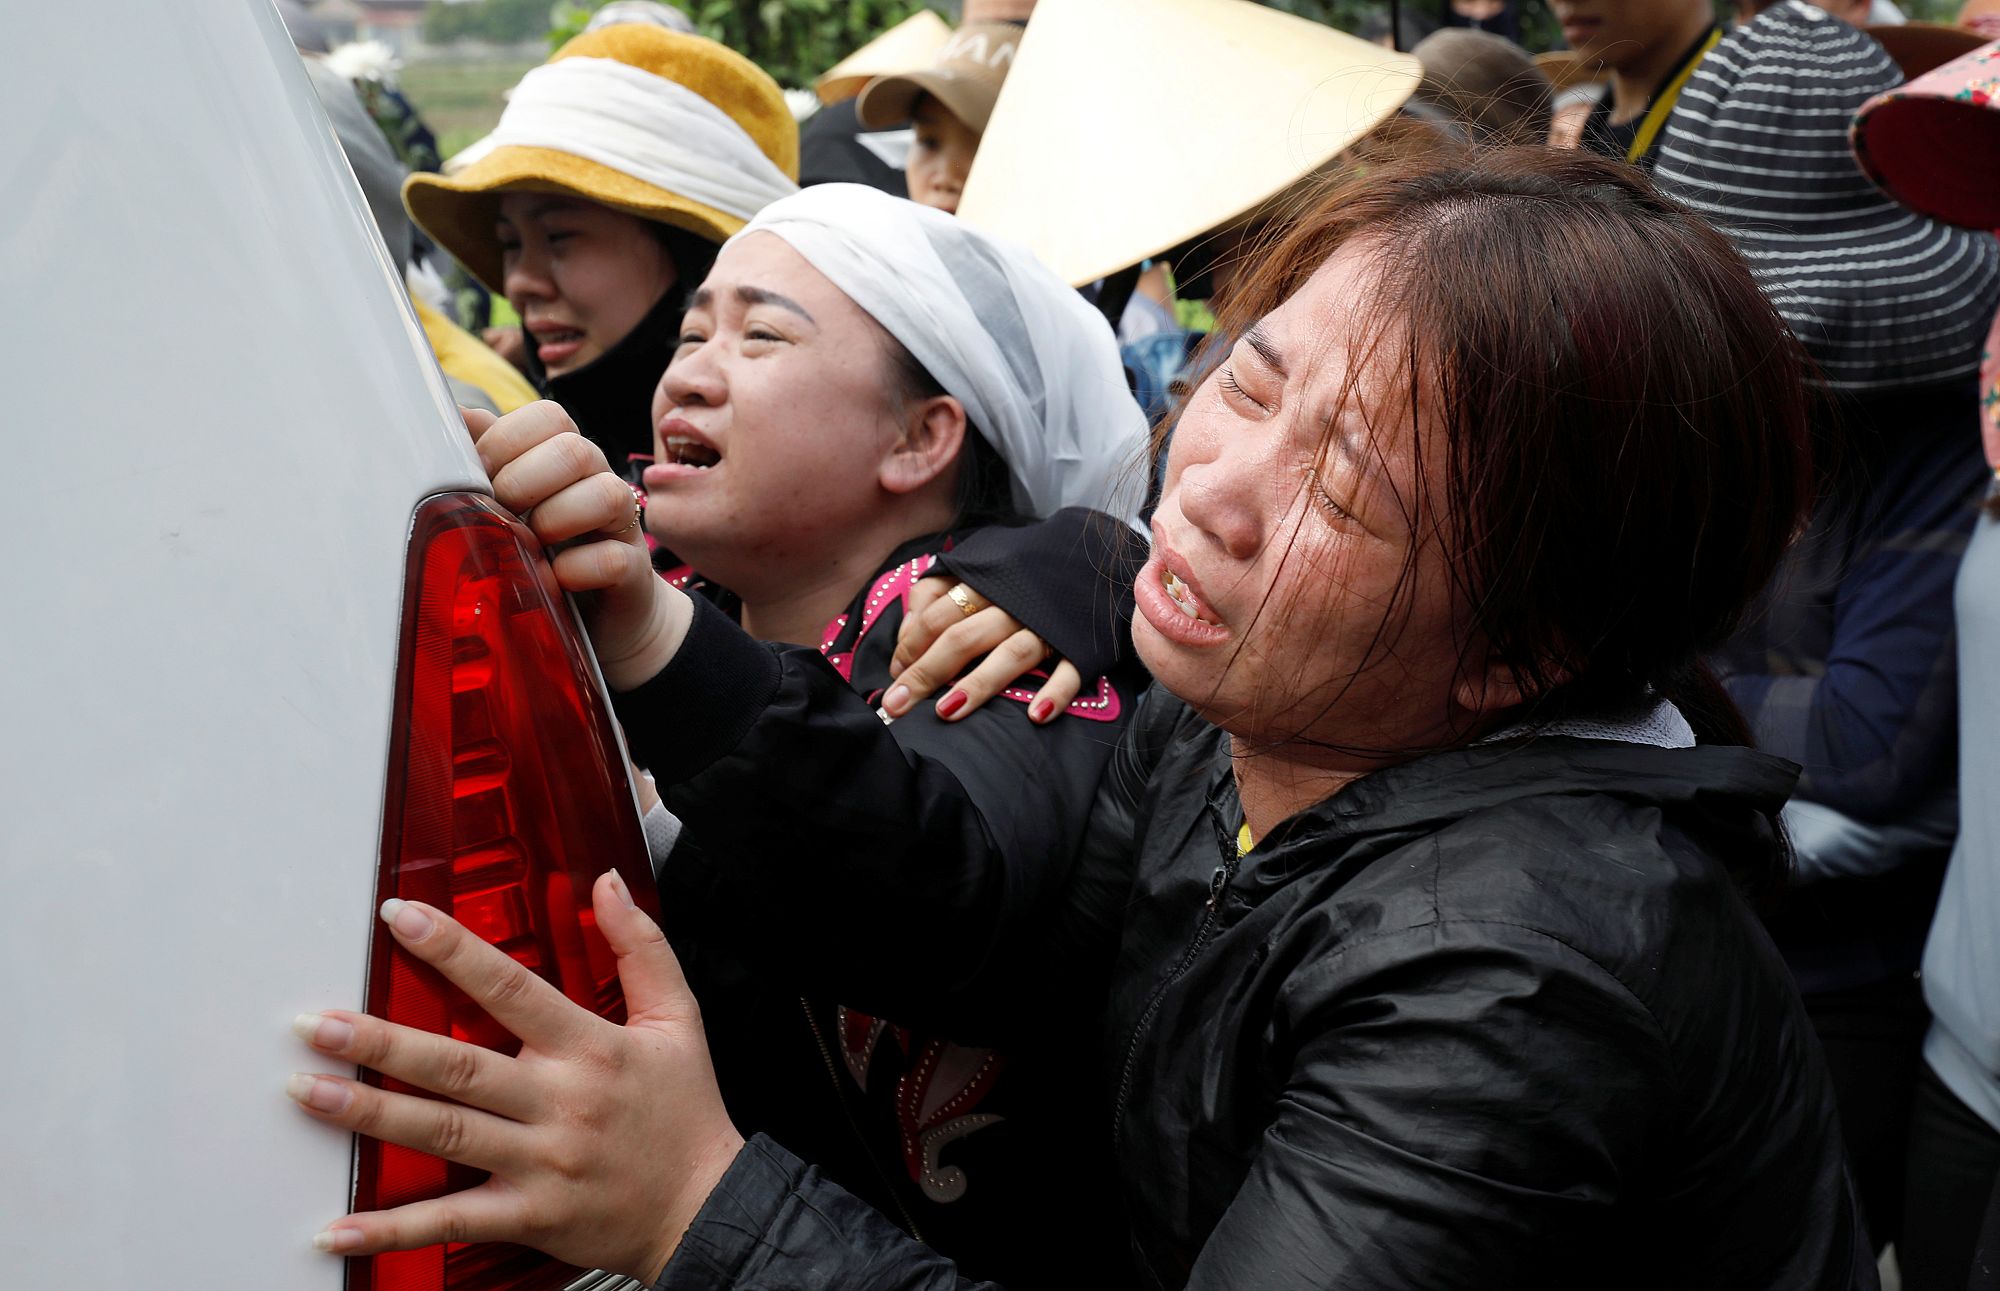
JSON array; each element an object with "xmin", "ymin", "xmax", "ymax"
[
  {"xmin": 936, "ymin": 689, "xmax": 967, "ymax": 719},
  {"xmin": 1030, "ymin": 699, "xmax": 1054, "ymax": 723}
]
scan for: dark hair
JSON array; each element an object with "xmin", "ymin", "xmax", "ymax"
[
  {"xmin": 1410, "ymin": 29, "xmax": 1555, "ymax": 147},
  {"xmin": 1198, "ymin": 146, "xmax": 1814, "ymax": 757},
  {"xmin": 883, "ymin": 337, "xmax": 1016, "ymax": 528},
  {"xmin": 652, "ymin": 222, "xmax": 720, "ymax": 297}
]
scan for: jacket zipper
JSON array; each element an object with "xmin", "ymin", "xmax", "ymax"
[
  {"xmin": 1110, "ymin": 841, "xmax": 1240, "ymax": 1148},
  {"xmin": 799, "ymin": 998, "xmax": 928, "ymax": 1244}
]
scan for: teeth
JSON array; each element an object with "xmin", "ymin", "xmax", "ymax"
[
  {"xmin": 1162, "ymin": 569, "xmax": 1212, "ymax": 623},
  {"xmin": 664, "ymin": 436, "xmax": 718, "ymax": 470}
]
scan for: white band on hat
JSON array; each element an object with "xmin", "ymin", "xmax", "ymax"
[{"xmin": 447, "ymin": 56, "xmax": 796, "ymax": 224}]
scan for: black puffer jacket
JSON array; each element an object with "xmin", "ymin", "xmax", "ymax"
[
  {"xmin": 646, "ymin": 514, "xmax": 1146, "ymax": 1288},
  {"xmin": 622, "ymin": 635, "xmax": 1874, "ymax": 1288}
]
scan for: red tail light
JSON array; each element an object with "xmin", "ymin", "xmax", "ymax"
[{"xmin": 354, "ymin": 493, "xmax": 657, "ymax": 1291}]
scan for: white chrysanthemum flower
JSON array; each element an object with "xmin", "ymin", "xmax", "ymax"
[
  {"xmin": 784, "ymin": 88, "xmax": 822, "ymax": 122},
  {"xmin": 324, "ymin": 39, "xmax": 401, "ymax": 86}
]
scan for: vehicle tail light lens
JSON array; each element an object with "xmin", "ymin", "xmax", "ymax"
[{"xmin": 353, "ymin": 493, "xmax": 657, "ymax": 1291}]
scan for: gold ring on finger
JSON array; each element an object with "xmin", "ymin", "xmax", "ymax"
[
  {"xmin": 947, "ymin": 584, "xmax": 982, "ymax": 617},
  {"xmin": 618, "ymin": 493, "xmax": 643, "ymax": 535}
]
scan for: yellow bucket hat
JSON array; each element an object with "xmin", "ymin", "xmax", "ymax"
[{"xmin": 403, "ymin": 25, "xmax": 799, "ymax": 293}]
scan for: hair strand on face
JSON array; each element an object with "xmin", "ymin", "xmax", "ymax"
[{"xmin": 1181, "ymin": 146, "xmax": 1814, "ymax": 892}]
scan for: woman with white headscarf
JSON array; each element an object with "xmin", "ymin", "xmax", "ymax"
[
  {"xmin": 480, "ymin": 182, "xmax": 1152, "ymax": 1284},
  {"xmin": 701, "ymin": 182, "xmax": 1148, "ymax": 530}
]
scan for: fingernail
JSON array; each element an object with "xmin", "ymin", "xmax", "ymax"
[
  {"xmin": 313, "ymin": 1226, "xmax": 364, "ymax": 1254},
  {"xmin": 882, "ymin": 684, "xmax": 910, "ymax": 716},
  {"xmin": 292, "ymin": 1013, "xmax": 355, "ymax": 1052},
  {"xmin": 1030, "ymin": 699, "xmax": 1054, "ymax": 723},
  {"xmin": 607, "ymin": 869, "xmax": 636, "ymax": 908},
  {"xmin": 380, "ymin": 898, "xmax": 434, "ymax": 941},
  {"xmin": 936, "ymin": 689, "xmax": 967, "ymax": 720},
  {"xmin": 287, "ymin": 1073, "xmax": 352, "ymax": 1114}
]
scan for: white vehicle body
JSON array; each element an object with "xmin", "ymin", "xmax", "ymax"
[{"xmin": 0, "ymin": 2, "xmax": 595, "ymax": 1283}]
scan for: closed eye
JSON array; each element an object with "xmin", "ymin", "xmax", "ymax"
[
  {"xmin": 1219, "ymin": 366, "xmax": 1269, "ymax": 413},
  {"xmin": 1306, "ymin": 464, "xmax": 1362, "ymax": 528}
]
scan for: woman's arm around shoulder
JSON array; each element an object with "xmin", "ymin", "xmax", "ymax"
[{"xmin": 628, "ymin": 591, "xmax": 1171, "ymax": 1038}]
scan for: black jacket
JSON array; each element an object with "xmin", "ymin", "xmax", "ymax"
[
  {"xmin": 640, "ymin": 514, "xmax": 1146, "ymax": 1287},
  {"xmin": 627, "ymin": 641, "xmax": 1873, "ymax": 1288}
]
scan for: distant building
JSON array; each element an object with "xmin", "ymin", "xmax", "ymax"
[{"xmin": 279, "ymin": 0, "xmax": 360, "ymax": 52}]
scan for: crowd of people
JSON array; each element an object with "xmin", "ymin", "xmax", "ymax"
[{"xmin": 277, "ymin": 0, "xmax": 2000, "ymax": 1286}]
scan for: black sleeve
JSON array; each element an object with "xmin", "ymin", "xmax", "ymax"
[
  {"xmin": 618, "ymin": 593, "xmax": 1150, "ymax": 1039},
  {"xmin": 934, "ymin": 507, "xmax": 1147, "ymax": 682},
  {"xmin": 658, "ymin": 1135, "xmax": 1001, "ymax": 1291}
]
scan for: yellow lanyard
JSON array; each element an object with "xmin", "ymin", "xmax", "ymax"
[{"xmin": 1626, "ymin": 27, "xmax": 1723, "ymax": 165}]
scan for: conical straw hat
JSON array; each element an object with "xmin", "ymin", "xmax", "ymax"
[
  {"xmin": 957, "ymin": 0, "xmax": 1420, "ymax": 287},
  {"xmin": 815, "ymin": 9, "xmax": 953, "ymax": 105}
]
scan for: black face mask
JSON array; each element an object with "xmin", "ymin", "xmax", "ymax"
[{"xmin": 521, "ymin": 284, "xmax": 686, "ymax": 482}]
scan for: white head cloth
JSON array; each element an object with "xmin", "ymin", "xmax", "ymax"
[
  {"xmin": 731, "ymin": 184, "xmax": 1149, "ymax": 528},
  {"xmin": 446, "ymin": 56, "xmax": 797, "ymax": 223}
]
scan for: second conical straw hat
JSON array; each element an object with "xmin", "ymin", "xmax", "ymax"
[
  {"xmin": 815, "ymin": 9, "xmax": 953, "ymax": 105},
  {"xmin": 958, "ymin": 0, "xmax": 1419, "ymax": 287}
]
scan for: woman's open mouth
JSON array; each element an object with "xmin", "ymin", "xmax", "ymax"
[
  {"xmin": 643, "ymin": 421, "xmax": 723, "ymax": 488},
  {"xmin": 1136, "ymin": 553, "xmax": 1231, "ymax": 647},
  {"xmin": 533, "ymin": 327, "xmax": 585, "ymax": 366},
  {"xmin": 1161, "ymin": 568, "xmax": 1216, "ymax": 623},
  {"xmin": 661, "ymin": 436, "xmax": 720, "ymax": 470}
]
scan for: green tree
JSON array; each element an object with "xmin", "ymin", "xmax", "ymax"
[
  {"xmin": 545, "ymin": 0, "xmax": 942, "ymax": 87},
  {"xmin": 1262, "ymin": 0, "xmax": 1562, "ymax": 50},
  {"xmin": 424, "ymin": 0, "xmax": 558, "ymax": 45},
  {"xmin": 463, "ymin": 0, "xmax": 1976, "ymax": 87}
]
